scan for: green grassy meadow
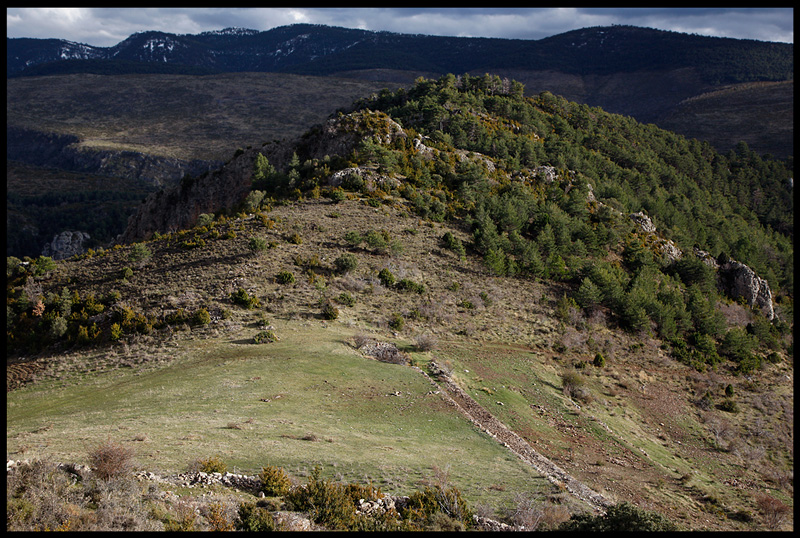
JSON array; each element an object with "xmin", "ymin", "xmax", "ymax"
[{"xmin": 7, "ymin": 322, "xmax": 560, "ymax": 513}]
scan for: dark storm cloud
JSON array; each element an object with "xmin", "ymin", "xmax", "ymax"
[{"xmin": 5, "ymin": 7, "xmax": 793, "ymax": 47}]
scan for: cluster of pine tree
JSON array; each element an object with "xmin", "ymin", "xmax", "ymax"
[{"xmin": 322, "ymin": 73, "xmax": 791, "ymax": 371}]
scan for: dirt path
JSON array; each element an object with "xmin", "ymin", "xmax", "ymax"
[{"xmin": 414, "ymin": 364, "xmax": 612, "ymax": 513}]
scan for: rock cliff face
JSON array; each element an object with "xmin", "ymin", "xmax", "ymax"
[
  {"xmin": 120, "ymin": 146, "xmax": 261, "ymax": 243},
  {"xmin": 6, "ymin": 126, "xmax": 221, "ymax": 188},
  {"xmin": 120, "ymin": 110, "xmax": 405, "ymax": 243},
  {"xmin": 41, "ymin": 230, "xmax": 90, "ymax": 260},
  {"xmin": 718, "ymin": 260, "xmax": 776, "ymax": 320}
]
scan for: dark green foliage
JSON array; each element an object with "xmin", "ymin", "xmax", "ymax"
[
  {"xmin": 236, "ymin": 503, "xmax": 277, "ymax": 531},
  {"xmin": 285, "ymin": 466, "xmax": 356, "ymax": 530},
  {"xmin": 721, "ymin": 327, "xmax": 757, "ymax": 363},
  {"xmin": 248, "ymin": 236, "xmax": 268, "ymax": 255},
  {"xmin": 258, "ymin": 466, "xmax": 292, "ymax": 497},
  {"xmin": 403, "ymin": 485, "xmax": 473, "ymax": 529},
  {"xmin": 395, "ymin": 278, "xmax": 425, "ymax": 294},
  {"xmin": 558, "ymin": 502, "xmax": 680, "ymax": 531},
  {"xmin": 746, "ymin": 316, "xmax": 781, "ymax": 351},
  {"xmin": 593, "ymin": 353, "xmax": 606, "ymax": 368},
  {"xmin": 388, "ymin": 313, "xmax": 404, "ymax": 331},
  {"xmin": 328, "ymin": 187, "xmax": 347, "ymax": 203},
  {"xmin": 32, "ymin": 256, "xmax": 57, "ymax": 276},
  {"xmin": 718, "ymin": 399, "xmax": 739, "ymax": 413},
  {"xmin": 334, "ymin": 253, "xmax": 358, "ymax": 274},
  {"xmin": 344, "ymin": 230, "xmax": 363, "ymax": 247},
  {"xmin": 364, "ymin": 229, "xmax": 389, "ymax": 253},
  {"xmin": 253, "ymin": 330, "xmax": 278, "ymax": 344},
  {"xmin": 575, "ymin": 277, "xmax": 603, "ymax": 312},
  {"xmin": 622, "ymin": 235, "xmax": 653, "ymax": 273},
  {"xmin": 230, "ymin": 288, "xmax": 261, "ymax": 309},
  {"xmin": 378, "ymin": 268, "xmax": 395, "ymax": 287},
  {"xmin": 276, "ymin": 270, "xmax": 296, "ymax": 285},
  {"xmin": 321, "ymin": 300, "xmax": 339, "ymax": 320},
  {"xmin": 192, "ymin": 307, "xmax": 211, "ymax": 326},
  {"xmin": 336, "ymin": 291, "xmax": 356, "ymax": 307},
  {"xmin": 440, "ymin": 231, "xmax": 466, "ymax": 259}
]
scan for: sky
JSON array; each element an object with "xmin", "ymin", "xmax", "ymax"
[{"xmin": 6, "ymin": 7, "xmax": 794, "ymax": 47}]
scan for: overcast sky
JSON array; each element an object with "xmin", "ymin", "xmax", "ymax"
[{"xmin": 6, "ymin": 7, "xmax": 794, "ymax": 47}]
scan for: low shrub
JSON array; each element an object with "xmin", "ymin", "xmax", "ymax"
[
  {"xmin": 403, "ymin": 485, "xmax": 473, "ymax": 530},
  {"xmin": 388, "ymin": 313, "xmax": 404, "ymax": 331},
  {"xmin": 558, "ymin": 502, "xmax": 679, "ymax": 531},
  {"xmin": 258, "ymin": 465, "xmax": 292, "ymax": 497},
  {"xmin": 248, "ymin": 237, "xmax": 269, "ymax": 255},
  {"xmin": 718, "ymin": 399, "xmax": 739, "ymax": 413},
  {"xmin": 365, "ymin": 230, "xmax": 389, "ymax": 253},
  {"xmin": 336, "ymin": 292, "xmax": 356, "ymax": 307},
  {"xmin": 441, "ymin": 231, "xmax": 466, "ymax": 259},
  {"xmin": 192, "ymin": 308, "xmax": 211, "ymax": 326},
  {"xmin": 378, "ymin": 268, "xmax": 395, "ymax": 287},
  {"xmin": 334, "ymin": 253, "xmax": 358, "ymax": 274},
  {"xmin": 285, "ymin": 466, "xmax": 356, "ymax": 530},
  {"xmin": 344, "ymin": 230, "xmax": 363, "ymax": 247},
  {"xmin": 89, "ymin": 440, "xmax": 135, "ymax": 481},
  {"xmin": 396, "ymin": 278, "xmax": 425, "ymax": 294},
  {"xmin": 230, "ymin": 288, "xmax": 261, "ymax": 309},
  {"xmin": 276, "ymin": 271, "xmax": 296, "ymax": 285},
  {"xmin": 253, "ymin": 330, "xmax": 278, "ymax": 344},
  {"xmin": 236, "ymin": 503, "xmax": 278, "ymax": 531},
  {"xmin": 321, "ymin": 301, "xmax": 339, "ymax": 320},
  {"xmin": 561, "ymin": 370, "xmax": 591, "ymax": 403},
  {"xmin": 593, "ymin": 353, "xmax": 606, "ymax": 368},
  {"xmin": 196, "ymin": 455, "xmax": 228, "ymax": 473}
]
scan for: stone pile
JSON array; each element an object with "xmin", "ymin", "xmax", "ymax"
[
  {"xmin": 171, "ymin": 471, "xmax": 261, "ymax": 491},
  {"xmin": 359, "ymin": 341, "xmax": 410, "ymax": 365}
]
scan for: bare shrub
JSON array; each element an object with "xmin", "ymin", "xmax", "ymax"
[
  {"xmin": 702, "ymin": 415, "xmax": 733, "ymax": 451},
  {"xmin": 415, "ymin": 333, "xmax": 438, "ymax": 352},
  {"xmin": 88, "ymin": 476, "xmax": 158, "ymax": 531},
  {"xmin": 353, "ymin": 332, "xmax": 372, "ymax": 349},
  {"xmin": 89, "ymin": 439, "xmax": 135, "ymax": 481},
  {"xmin": 509, "ymin": 492, "xmax": 544, "ymax": 530},
  {"xmin": 203, "ymin": 501, "xmax": 234, "ymax": 531},
  {"xmin": 756, "ymin": 494, "xmax": 791, "ymax": 529},
  {"xmin": 372, "ymin": 344, "xmax": 409, "ymax": 365},
  {"xmin": 339, "ymin": 277, "xmax": 365, "ymax": 294},
  {"xmin": 7, "ymin": 460, "xmax": 82, "ymax": 531},
  {"xmin": 540, "ymin": 502, "xmax": 571, "ymax": 529},
  {"xmin": 164, "ymin": 499, "xmax": 200, "ymax": 531},
  {"xmin": 561, "ymin": 370, "xmax": 589, "ymax": 402}
]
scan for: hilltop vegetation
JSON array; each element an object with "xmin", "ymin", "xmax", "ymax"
[{"xmin": 6, "ymin": 74, "xmax": 793, "ymax": 531}]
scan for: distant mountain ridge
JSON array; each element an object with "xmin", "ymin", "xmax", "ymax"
[{"xmin": 7, "ymin": 23, "xmax": 793, "ymax": 84}]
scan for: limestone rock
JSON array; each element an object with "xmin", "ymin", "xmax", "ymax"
[
  {"xmin": 42, "ymin": 230, "xmax": 90, "ymax": 260},
  {"xmin": 629, "ymin": 211, "xmax": 656, "ymax": 233},
  {"xmin": 718, "ymin": 260, "xmax": 775, "ymax": 320}
]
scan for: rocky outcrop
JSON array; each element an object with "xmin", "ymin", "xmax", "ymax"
[
  {"xmin": 121, "ymin": 110, "xmax": 407, "ymax": 243},
  {"xmin": 120, "ymin": 145, "xmax": 260, "ymax": 243},
  {"xmin": 718, "ymin": 260, "xmax": 775, "ymax": 320},
  {"xmin": 41, "ymin": 230, "xmax": 90, "ymax": 260},
  {"xmin": 7, "ymin": 126, "xmax": 222, "ymax": 188},
  {"xmin": 629, "ymin": 211, "xmax": 656, "ymax": 233}
]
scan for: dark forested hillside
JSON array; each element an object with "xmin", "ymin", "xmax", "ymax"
[
  {"xmin": 347, "ymin": 75, "xmax": 793, "ymax": 294},
  {"xmin": 8, "ymin": 24, "xmax": 793, "ymax": 84}
]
